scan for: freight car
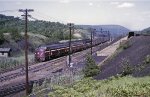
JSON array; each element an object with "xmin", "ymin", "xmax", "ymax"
[{"xmin": 35, "ymin": 37, "xmax": 109, "ymax": 62}]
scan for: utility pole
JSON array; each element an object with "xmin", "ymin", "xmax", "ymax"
[
  {"xmin": 100, "ymin": 28, "xmax": 104, "ymax": 41},
  {"xmin": 67, "ymin": 23, "xmax": 74, "ymax": 67},
  {"xmin": 100, "ymin": 28, "xmax": 103, "ymax": 33},
  {"xmin": 19, "ymin": 9, "xmax": 34, "ymax": 95},
  {"xmin": 93, "ymin": 29, "xmax": 96, "ymax": 39},
  {"xmin": 90, "ymin": 28, "xmax": 93, "ymax": 55},
  {"xmin": 108, "ymin": 31, "xmax": 110, "ymax": 41}
]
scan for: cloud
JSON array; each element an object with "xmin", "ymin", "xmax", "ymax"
[
  {"xmin": 15, "ymin": 1, "xmax": 22, "ymax": 5},
  {"xmin": 89, "ymin": 2, "xmax": 93, "ymax": 6},
  {"xmin": 124, "ymin": 13, "xmax": 130, "ymax": 16},
  {"xmin": 142, "ymin": 11, "xmax": 150, "ymax": 15},
  {"xmin": 110, "ymin": 2, "xmax": 119, "ymax": 5},
  {"xmin": 117, "ymin": 2, "xmax": 135, "ymax": 8},
  {"xmin": 59, "ymin": 0, "xmax": 70, "ymax": 4}
]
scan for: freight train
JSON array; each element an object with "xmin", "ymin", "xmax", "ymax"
[{"xmin": 35, "ymin": 37, "xmax": 109, "ymax": 62}]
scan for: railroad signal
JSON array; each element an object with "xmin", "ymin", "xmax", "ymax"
[{"xmin": 19, "ymin": 9, "xmax": 34, "ymax": 96}]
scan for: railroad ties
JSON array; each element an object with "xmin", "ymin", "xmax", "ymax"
[{"xmin": 0, "ymin": 81, "xmax": 33, "ymax": 97}]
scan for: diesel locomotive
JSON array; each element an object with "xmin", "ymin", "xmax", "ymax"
[{"xmin": 35, "ymin": 37, "xmax": 109, "ymax": 62}]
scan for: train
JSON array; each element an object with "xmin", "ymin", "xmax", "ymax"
[
  {"xmin": 128, "ymin": 31, "xmax": 150, "ymax": 38},
  {"xmin": 35, "ymin": 37, "xmax": 109, "ymax": 62}
]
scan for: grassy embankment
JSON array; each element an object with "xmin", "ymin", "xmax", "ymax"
[
  {"xmin": 48, "ymin": 76, "xmax": 150, "ymax": 97},
  {"xmin": 0, "ymin": 32, "xmax": 48, "ymax": 71},
  {"xmin": 47, "ymin": 39, "xmax": 150, "ymax": 97}
]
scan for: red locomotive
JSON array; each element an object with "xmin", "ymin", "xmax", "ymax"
[{"xmin": 35, "ymin": 37, "xmax": 109, "ymax": 62}]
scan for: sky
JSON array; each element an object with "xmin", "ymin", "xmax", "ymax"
[{"xmin": 0, "ymin": 0, "xmax": 150, "ymax": 30}]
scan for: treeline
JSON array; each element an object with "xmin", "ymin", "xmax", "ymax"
[{"xmin": 0, "ymin": 14, "xmax": 76, "ymax": 44}]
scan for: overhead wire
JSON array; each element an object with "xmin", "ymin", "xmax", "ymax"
[
  {"xmin": 33, "ymin": 11, "xmax": 67, "ymax": 24},
  {"xmin": 0, "ymin": 9, "xmax": 67, "ymax": 24},
  {"xmin": 0, "ymin": 9, "xmax": 18, "ymax": 13},
  {"xmin": 28, "ymin": 15, "xmax": 39, "ymax": 21}
]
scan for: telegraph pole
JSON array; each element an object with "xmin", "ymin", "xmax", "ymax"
[
  {"xmin": 90, "ymin": 28, "xmax": 93, "ymax": 55},
  {"xmin": 108, "ymin": 31, "xmax": 110, "ymax": 41},
  {"xmin": 19, "ymin": 9, "xmax": 34, "ymax": 95},
  {"xmin": 100, "ymin": 28, "xmax": 104, "ymax": 41},
  {"xmin": 67, "ymin": 23, "xmax": 74, "ymax": 67},
  {"xmin": 93, "ymin": 29, "xmax": 96, "ymax": 39}
]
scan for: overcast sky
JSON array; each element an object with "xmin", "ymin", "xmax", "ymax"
[{"xmin": 0, "ymin": 0, "xmax": 150, "ymax": 30}]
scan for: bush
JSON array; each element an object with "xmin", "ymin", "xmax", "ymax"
[
  {"xmin": 9, "ymin": 28, "xmax": 22, "ymax": 42},
  {"xmin": 0, "ymin": 32, "xmax": 5, "ymax": 44},
  {"xmin": 144, "ymin": 55, "xmax": 150, "ymax": 64},
  {"xmin": 121, "ymin": 58, "xmax": 133, "ymax": 76},
  {"xmin": 119, "ymin": 40, "xmax": 131, "ymax": 50},
  {"xmin": 83, "ymin": 54, "xmax": 99, "ymax": 77}
]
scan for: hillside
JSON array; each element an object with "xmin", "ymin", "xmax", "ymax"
[
  {"xmin": 0, "ymin": 14, "xmax": 66, "ymax": 39},
  {"xmin": 0, "ymin": 32, "xmax": 49, "ymax": 56},
  {"xmin": 96, "ymin": 36, "xmax": 150, "ymax": 80},
  {"xmin": 0, "ymin": 14, "xmax": 90, "ymax": 56},
  {"xmin": 0, "ymin": 14, "xmax": 89, "ymax": 41}
]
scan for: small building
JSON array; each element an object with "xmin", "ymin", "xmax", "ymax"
[
  {"xmin": 128, "ymin": 32, "xmax": 134, "ymax": 38},
  {"xmin": 0, "ymin": 48, "xmax": 11, "ymax": 57}
]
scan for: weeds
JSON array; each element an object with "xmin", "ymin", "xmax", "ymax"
[
  {"xmin": 118, "ymin": 40, "xmax": 132, "ymax": 50},
  {"xmin": 0, "ymin": 54, "xmax": 34, "ymax": 71},
  {"xmin": 47, "ymin": 76, "xmax": 150, "ymax": 97},
  {"xmin": 29, "ymin": 68, "xmax": 84, "ymax": 97},
  {"xmin": 143, "ymin": 55, "xmax": 150, "ymax": 64},
  {"xmin": 135, "ymin": 55, "xmax": 150, "ymax": 71},
  {"xmin": 121, "ymin": 58, "xmax": 133, "ymax": 76},
  {"xmin": 83, "ymin": 54, "xmax": 99, "ymax": 77}
]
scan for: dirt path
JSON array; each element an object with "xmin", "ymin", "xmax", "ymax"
[{"xmin": 97, "ymin": 36, "xmax": 127, "ymax": 57}]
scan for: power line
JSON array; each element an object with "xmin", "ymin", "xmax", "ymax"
[
  {"xmin": 0, "ymin": 9, "xmax": 18, "ymax": 13},
  {"xmin": 28, "ymin": 15, "xmax": 39, "ymax": 21},
  {"xmin": 34, "ymin": 11, "xmax": 66, "ymax": 24}
]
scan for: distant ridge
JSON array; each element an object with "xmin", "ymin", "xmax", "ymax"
[
  {"xmin": 141, "ymin": 27, "xmax": 150, "ymax": 34},
  {"xmin": 76, "ymin": 25, "xmax": 130, "ymax": 38}
]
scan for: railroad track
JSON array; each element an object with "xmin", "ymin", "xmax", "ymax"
[
  {"xmin": 0, "ymin": 42, "xmax": 106, "ymax": 84},
  {"xmin": 0, "ymin": 57, "xmax": 66, "ymax": 83},
  {"xmin": 0, "ymin": 42, "xmax": 110, "ymax": 96}
]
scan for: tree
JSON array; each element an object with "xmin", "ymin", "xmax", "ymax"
[
  {"xmin": 9, "ymin": 28, "xmax": 22, "ymax": 42},
  {"xmin": 83, "ymin": 54, "xmax": 99, "ymax": 77},
  {"xmin": 0, "ymin": 32, "xmax": 4, "ymax": 44}
]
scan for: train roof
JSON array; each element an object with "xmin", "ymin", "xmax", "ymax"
[{"xmin": 39, "ymin": 40, "xmax": 85, "ymax": 50}]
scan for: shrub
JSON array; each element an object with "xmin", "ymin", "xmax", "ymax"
[
  {"xmin": 119, "ymin": 40, "xmax": 131, "ymax": 50},
  {"xmin": 83, "ymin": 54, "xmax": 99, "ymax": 77},
  {"xmin": 121, "ymin": 58, "xmax": 133, "ymax": 76},
  {"xmin": 144, "ymin": 55, "xmax": 150, "ymax": 64},
  {"xmin": 0, "ymin": 32, "xmax": 5, "ymax": 44},
  {"xmin": 9, "ymin": 28, "xmax": 22, "ymax": 42}
]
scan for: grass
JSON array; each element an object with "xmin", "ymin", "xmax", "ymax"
[
  {"xmin": 100, "ymin": 39, "xmax": 131, "ymax": 67},
  {"xmin": 48, "ymin": 76, "xmax": 150, "ymax": 97},
  {"xmin": 29, "ymin": 68, "xmax": 84, "ymax": 97},
  {"xmin": 28, "ymin": 67, "xmax": 150, "ymax": 97},
  {"xmin": 118, "ymin": 40, "xmax": 132, "ymax": 50},
  {"xmin": 0, "ymin": 54, "xmax": 34, "ymax": 71}
]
